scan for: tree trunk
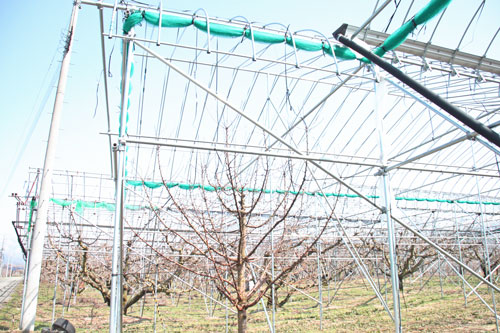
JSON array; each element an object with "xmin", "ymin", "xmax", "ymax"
[
  {"xmin": 237, "ymin": 195, "xmax": 248, "ymax": 332},
  {"xmin": 237, "ymin": 307, "xmax": 247, "ymax": 333}
]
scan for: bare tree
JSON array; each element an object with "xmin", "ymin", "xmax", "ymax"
[
  {"xmin": 150, "ymin": 151, "xmax": 334, "ymax": 332},
  {"xmin": 48, "ymin": 211, "xmax": 185, "ymax": 316},
  {"xmin": 368, "ymin": 229, "xmax": 437, "ymax": 292}
]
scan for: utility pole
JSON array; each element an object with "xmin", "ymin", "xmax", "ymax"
[{"xmin": 20, "ymin": 2, "xmax": 80, "ymax": 331}]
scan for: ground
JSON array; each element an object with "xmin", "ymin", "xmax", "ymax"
[{"xmin": 0, "ymin": 276, "xmax": 497, "ymax": 332}]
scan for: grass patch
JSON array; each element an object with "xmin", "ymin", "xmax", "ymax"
[{"xmin": 0, "ymin": 277, "xmax": 497, "ymax": 332}]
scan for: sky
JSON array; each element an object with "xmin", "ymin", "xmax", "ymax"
[{"xmin": 0, "ymin": 0, "xmax": 498, "ymax": 266}]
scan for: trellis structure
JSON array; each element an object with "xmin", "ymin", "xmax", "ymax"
[{"xmin": 15, "ymin": 0, "xmax": 500, "ymax": 332}]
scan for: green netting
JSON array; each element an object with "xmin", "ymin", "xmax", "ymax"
[
  {"xmin": 50, "ymin": 198, "xmax": 74, "ymax": 206},
  {"xmin": 123, "ymin": 11, "xmax": 144, "ymax": 34},
  {"xmin": 372, "ymin": 0, "xmax": 453, "ymax": 58},
  {"xmin": 122, "ymin": 10, "xmax": 358, "ymax": 61},
  {"xmin": 125, "ymin": 180, "xmax": 500, "ymax": 206},
  {"xmin": 373, "ymin": 21, "xmax": 415, "ymax": 57},
  {"xmin": 28, "ymin": 198, "xmax": 37, "ymax": 232},
  {"xmin": 143, "ymin": 12, "xmax": 192, "ymax": 28},
  {"xmin": 126, "ymin": 180, "xmax": 163, "ymax": 189},
  {"xmin": 193, "ymin": 20, "xmax": 244, "ymax": 38},
  {"xmin": 51, "ymin": 198, "xmax": 154, "ymax": 214},
  {"xmin": 286, "ymin": 37, "xmax": 323, "ymax": 52},
  {"xmin": 246, "ymin": 30, "xmax": 285, "ymax": 44},
  {"xmin": 323, "ymin": 44, "xmax": 357, "ymax": 60}
]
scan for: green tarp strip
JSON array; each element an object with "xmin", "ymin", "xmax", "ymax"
[
  {"xmin": 144, "ymin": 12, "xmax": 192, "ymax": 28},
  {"xmin": 122, "ymin": 10, "xmax": 357, "ymax": 61},
  {"xmin": 122, "ymin": 1, "xmax": 452, "ymax": 63},
  {"xmin": 27, "ymin": 198, "xmax": 37, "ymax": 232},
  {"xmin": 286, "ymin": 37, "xmax": 323, "ymax": 52},
  {"xmin": 123, "ymin": 11, "xmax": 144, "ymax": 34},
  {"xmin": 246, "ymin": 30, "xmax": 285, "ymax": 44},
  {"xmin": 124, "ymin": 180, "xmax": 499, "ymax": 206},
  {"xmin": 50, "ymin": 198, "xmax": 153, "ymax": 214},
  {"xmin": 194, "ymin": 20, "xmax": 244, "ymax": 38},
  {"xmin": 372, "ymin": 0, "xmax": 453, "ymax": 58}
]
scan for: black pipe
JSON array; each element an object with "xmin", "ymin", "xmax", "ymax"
[
  {"xmin": 12, "ymin": 221, "xmax": 27, "ymax": 259},
  {"xmin": 332, "ymin": 24, "xmax": 500, "ymax": 149}
]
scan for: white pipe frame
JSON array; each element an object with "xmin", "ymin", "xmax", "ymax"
[{"xmin": 133, "ymin": 40, "xmax": 500, "ymax": 297}]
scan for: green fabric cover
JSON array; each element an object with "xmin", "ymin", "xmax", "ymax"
[
  {"xmin": 143, "ymin": 12, "xmax": 192, "ymax": 28},
  {"xmin": 28, "ymin": 198, "xmax": 37, "ymax": 232},
  {"xmin": 122, "ymin": 4, "xmax": 453, "ymax": 63},
  {"xmin": 51, "ymin": 198, "xmax": 154, "ymax": 213},
  {"xmin": 123, "ymin": 11, "xmax": 144, "ymax": 34},
  {"xmin": 123, "ymin": 179, "xmax": 499, "ymax": 206},
  {"xmin": 372, "ymin": 0, "xmax": 453, "ymax": 58},
  {"xmin": 121, "ymin": 9, "xmax": 360, "ymax": 61},
  {"xmin": 126, "ymin": 180, "xmax": 163, "ymax": 189},
  {"xmin": 50, "ymin": 198, "xmax": 74, "ymax": 206},
  {"xmin": 286, "ymin": 37, "xmax": 323, "ymax": 52},
  {"xmin": 323, "ymin": 44, "xmax": 357, "ymax": 60},
  {"xmin": 246, "ymin": 30, "xmax": 285, "ymax": 44},
  {"xmin": 194, "ymin": 20, "xmax": 244, "ymax": 38}
]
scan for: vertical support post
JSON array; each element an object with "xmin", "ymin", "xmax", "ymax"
[
  {"xmin": 62, "ymin": 255, "xmax": 70, "ymax": 318},
  {"xmin": 109, "ymin": 32, "xmax": 134, "ymax": 332},
  {"xmin": 153, "ymin": 263, "xmax": 159, "ymax": 333},
  {"xmin": 270, "ymin": 211, "xmax": 276, "ymax": 333},
  {"xmin": 266, "ymin": 73, "xmax": 276, "ymax": 333},
  {"xmin": 225, "ymin": 271, "xmax": 229, "ymax": 333},
  {"xmin": 139, "ymin": 246, "xmax": 146, "ymax": 318},
  {"xmin": 317, "ymin": 232, "xmax": 323, "ymax": 330},
  {"xmin": 51, "ymin": 236, "xmax": 62, "ymax": 325},
  {"xmin": 374, "ymin": 75, "xmax": 402, "ymax": 332},
  {"xmin": 453, "ymin": 205, "xmax": 467, "ymax": 306},
  {"xmin": 20, "ymin": 3, "xmax": 79, "ymax": 331},
  {"xmin": 471, "ymin": 141, "xmax": 500, "ymax": 331},
  {"xmin": 438, "ymin": 254, "xmax": 444, "ymax": 298},
  {"xmin": 316, "ymin": 203, "xmax": 323, "ymax": 330}
]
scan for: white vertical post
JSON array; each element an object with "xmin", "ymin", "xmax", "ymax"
[
  {"xmin": 453, "ymin": 205, "xmax": 467, "ymax": 306},
  {"xmin": 109, "ymin": 31, "xmax": 134, "ymax": 333},
  {"xmin": 51, "ymin": 235, "xmax": 62, "ymax": 325},
  {"xmin": 374, "ymin": 75, "xmax": 402, "ymax": 332},
  {"xmin": 20, "ymin": 3, "xmax": 79, "ymax": 331},
  {"xmin": 471, "ymin": 142, "xmax": 499, "ymax": 331}
]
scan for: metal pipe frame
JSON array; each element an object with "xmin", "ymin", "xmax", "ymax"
[
  {"xmin": 351, "ymin": 0, "xmax": 393, "ymax": 39},
  {"xmin": 124, "ymin": 136, "xmax": 500, "ymax": 178},
  {"xmin": 82, "ymin": 0, "xmax": 500, "ymax": 88},
  {"xmin": 98, "ymin": 3, "xmax": 115, "ymax": 177},
  {"xmin": 20, "ymin": 2, "xmax": 500, "ymax": 330},
  {"xmin": 374, "ymin": 76, "xmax": 401, "ymax": 332},
  {"xmin": 108, "ymin": 30, "xmax": 134, "ymax": 333},
  {"xmin": 471, "ymin": 142, "xmax": 500, "ymax": 329},
  {"xmin": 333, "ymin": 26, "xmax": 500, "ymax": 150},
  {"xmin": 385, "ymin": 78, "xmax": 500, "ymax": 157},
  {"xmin": 133, "ymin": 40, "xmax": 500, "ymax": 297},
  {"xmin": 345, "ymin": 24, "xmax": 500, "ymax": 76}
]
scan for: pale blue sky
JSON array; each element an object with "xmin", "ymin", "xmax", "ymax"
[{"xmin": 0, "ymin": 0, "xmax": 498, "ymax": 264}]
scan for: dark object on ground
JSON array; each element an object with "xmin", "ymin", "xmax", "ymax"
[{"xmin": 41, "ymin": 318, "xmax": 76, "ymax": 333}]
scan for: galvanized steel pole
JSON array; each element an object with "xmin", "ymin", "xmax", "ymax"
[
  {"xmin": 374, "ymin": 76, "xmax": 402, "ymax": 332},
  {"xmin": 109, "ymin": 32, "xmax": 134, "ymax": 332}
]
